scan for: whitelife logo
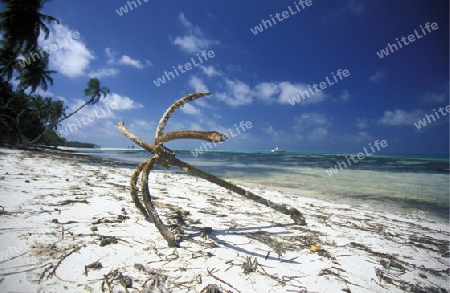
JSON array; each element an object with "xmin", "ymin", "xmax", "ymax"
[
  {"xmin": 414, "ymin": 104, "xmax": 450, "ymax": 129},
  {"xmin": 115, "ymin": 0, "xmax": 149, "ymax": 16},
  {"xmin": 326, "ymin": 140, "xmax": 388, "ymax": 176},
  {"xmin": 153, "ymin": 50, "xmax": 215, "ymax": 87},
  {"xmin": 376, "ymin": 22, "xmax": 439, "ymax": 59},
  {"xmin": 250, "ymin": 0, "xmax": 313, "ymax": 35},
  {"xmin": 289, "ymin": 69, "xmax": 350, "ymax": 106},
  {"xmin": 18, "ymin": 31, "xmax": 81, "ymax": 68}
]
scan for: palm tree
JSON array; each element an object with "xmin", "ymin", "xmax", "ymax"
[
  {"xmin": 30, "ymin": 78, "xmax": 110, "ymax": 144},
  {"xmin": 0, "ymin": 0, "xmax": 60, "ymax": 53},
  {"xmin": 0, "ymin": 40, "xmax": 20, "ymax": 80},
  {"xmin": 17, "ymin": 50, "xmax": 56, "ymax": 92},
  {"xmin": 1, "ymin": 49, "xmax": 55, "ymax": 110},
  {"xmin": 0, "ymin": 0, "xmax": 59, "ymax": 107},
  {"xmin": 84, "ymin": 77, "xmax": 110, "ymax": 105}
]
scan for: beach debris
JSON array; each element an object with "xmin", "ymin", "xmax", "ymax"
[
  {"xmin": 102, "ymin": 269, "xmax": 132, "ymax": 293},
  {"xmin": 244, "ymin": 231, "xmax": 285, "ymax": 258},
  {"xmin": 99, "ymin": 236, "xmax": 118, "ymax": 247},
  {"xmin": 85, "ymin": 261, "xmax": 102, "ymax": 276},
  {"xmin": 242, "ymin": 256, "xmax": 258, "ymax": 274},
  {"xmin": 40, "ymin": 245, "xmax": 82, "ymax": 280},
  {"xmin": 93, "ymin": 216, "xmax": 127, "ymax": 224},
  {"xmin": 119, "ymin": 274, "xmax": 133, "ymax": 290},
  {"xmin": 201, "ymin": 227, "xmax": 213, "ymax": 239},
  {"xmin": 55, "ymin": 199, "xmax": 89, "ymax": 205},
  {"xmin": 200, "ymin": 284, "xmax": 231, "ymax": 293},
  {"xmin": 206, "ymin": 269, "xmax": 239, "ymax": 292},
  {"xmin": 142, "ymin": 268, "xmax": 172, "ymax": 292},
  {"xmin": 310, "ymin": 244, "xmax": 321, "ymax": 252},
  {"xmin": 118, "ymin": 92, "xmax": 306, "ymax": 247}
]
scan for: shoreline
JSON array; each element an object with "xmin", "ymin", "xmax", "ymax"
[
  {"xmin": 64, "ymin": 147, "xmax": 449, "ymax": 220},
  {"xmin": 0, "ymin": 149, "xmax": 448, "ymax": 292}
]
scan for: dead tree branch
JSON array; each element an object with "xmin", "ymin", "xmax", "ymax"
[{"xmin": 117, "ymin": 92, "xmax": 306, "ymax": 247}]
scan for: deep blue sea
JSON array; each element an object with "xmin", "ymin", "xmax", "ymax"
[{"xmin": 77, "ymin": 149, "xmax": 450, "ymax": 219}]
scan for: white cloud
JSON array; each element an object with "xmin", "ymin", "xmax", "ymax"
[
  {"xmin": 252, "ymin": 81, "xmax": 329, "ymax": 105},
  {"xmin": 356, "ymin": 118, "xmax": 369, "ymax": 129},
  {"xmin": 102, "ymin": 93, "xmax": 144, "ymax": 110},
  {"xmin": 418, "ymin": 88, "xmax": 448, "ymax": 105},
  {"xmin": 216, "ymin": 79, "xmax": 253, "ymax": 106},
  {"xmin": 62, "ymin": 93, "xmax": 143, "ymax": 121},
  {"xmin": 89, "ymin": 68, "xmax": 119, "ymax": 78},
  {"xmin": 342, "ymin": 131, "xmax": 373, "ymax": 143},
  {"xmin": 129, "ymin": 119, "xmax": 155, "ymax": 133},
  {"xmin": 105, "ymin": 47, "xmax": 116, "ymax": 64},
  {"xmin": 308, "ymin": 127, "xmax": 328, "ymax": 140},
  {"xmin": 33, "ymin": 88, "xmax": 54, "ymax": 97},
  {"xmin": 353, "ymin": 131, "xmax": 372, "ymax": 143},
  {"xmin": 178, "ymin": 12, "xmax": 201, "ymax": 35},
  {"xmin": 293, "ymin": 113, "xmax": 330, "ymax": 141},
  {"xmin": 173, "ymin": 36, "xmax": 216, "ymax": 53},
  {"xmin": 214, "ymin": 78, "xmax": 330, "ymax": 107},
  {"xmin": 63, "ymin": 99, "xmax": 116, "ymax": 125},
  {"xmin": 262, "ymin": 125, "xmax": 297, "ymax": 144},
  {"xmin": 180, "ymin": 103, "xmax": 201, "ymax": 115},
  {"xmin": 118, "ymin": 55, "xmax": 144, "ymax": 69},
  {"xmin": 296, "ymin": 113, "xmax": 328, "ymax": 126},
  {"xmin": 39, "ymin": 23, "xmax": 94, "ymax": 78},
  {"xmin": 173, "ymin": 12, "xmax": 219, "ymax": 53},
  {"xmin": 254, "ymin": 82, "xmax": 279, "ymax": 102},
  {"xmin": 378, "ymin": 109, "xmax": 424, "ymax": 126},
  {"xmin": 277, "ymin": 82, "xmax": 305, "ymax": 104},
  {"xmin": 277, "ymin": 82, "xmax": 327, "ymax": 105},
  {"xmin": 105, "ymin": 47, "xmax": 147, "ymax": 69},
  {"xmin": 189, "ymin": 76, "xmax": 209, "ymax": 92},
  {"xmin": 293, "ymin": 113, "xmax": 328, "ymax": 132},
  {"xmin": 369, "ymin": 69, "xmax": 387, "ymax": 83},
  {"xmin": 340, "ymin": 89, "xmax": 351, "ymax": 101},
  {"xmin": 56, "ymin": 94, "xmax": 145, "ymax": 141},
  {"xmin": 199, "ymin": 65, "xmax": 220, "ymax": 77}
]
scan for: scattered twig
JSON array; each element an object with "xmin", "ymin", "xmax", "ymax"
[
  {"xmin": 40, "ymin": 246, "xmax": 81, "ymax": 280},
  {"xmin": 207, "ymin": 268, "xmax": 241, "ymax": 293}
]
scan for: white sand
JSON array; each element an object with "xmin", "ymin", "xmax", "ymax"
[{"xmin": 0, "ymin": 149, "xmax": 448, "ymax": 293}]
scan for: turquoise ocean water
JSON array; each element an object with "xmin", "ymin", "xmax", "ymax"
[{"xmin": 78, "ymin": 149, "xmax": 449, "ymax": 219}]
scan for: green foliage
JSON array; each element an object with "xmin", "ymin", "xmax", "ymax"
[
  {"xmin": 0, "ymin": 80, "xmax": 64, "ymax": 145},
  {"xmin": 0, "ymin": 0, "xmax": 59, "ymax": 90},
  {"xmin": 0, "ymin": 1, "xmax": 110, "ymax": 147},
  {"xmin": 84, "ymin": 77, "xmax": 110, "ymax": 105},
  {"xmin": 65, "ymin": 141, "xmax": 100, "ymax": 148}
]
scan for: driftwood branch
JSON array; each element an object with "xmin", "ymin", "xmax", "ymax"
[
  {"xmin": 140, "ymin": 157, "xmax": 179, "ymax": 247},
  {"xmin": 155, "ymin": 92, "xmax": 212, "ymax": 140},
  {"xmin": 117, "ymin": 92, "xmax": 306, "ymax": 247},
  {"xmin": 172, "ymin": 158, "xmax": 305, "ymax": 225},
  {"xmin": 156, "ymin": 130, "xmax": 227, "ymax": 144},
  {"xmin": 118, "ymin": 121, "xmax": 155, "ymax": 153}
]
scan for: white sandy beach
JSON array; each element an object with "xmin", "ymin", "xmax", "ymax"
[{"xmin": 0, "ymin": 148, "xmax": 448, "ymax": 293}]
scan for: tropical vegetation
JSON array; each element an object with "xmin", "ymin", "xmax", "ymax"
[{"xmin": 0, "ymin": 0, "xmax": 109, "ymax": 146}]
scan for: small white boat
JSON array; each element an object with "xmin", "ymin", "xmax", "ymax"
[{"xmin": 271, "ymin": 147, "xmax": 285, "ymax": 153}]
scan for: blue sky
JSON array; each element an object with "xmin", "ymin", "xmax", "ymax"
[{"xmin": 23, "ymin": 0, "xmax": 449, "ymax": 153}]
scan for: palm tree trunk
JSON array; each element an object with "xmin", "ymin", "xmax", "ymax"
[
  {"xmin": 0, "ymin": 109, "xmax": 25, "ymax": 145},
  {"xmin": 30, "ymin": 101, "xmax": 90, "ymax": 145}
]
